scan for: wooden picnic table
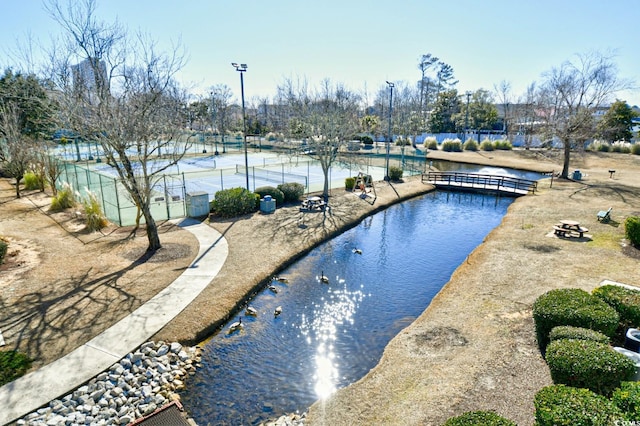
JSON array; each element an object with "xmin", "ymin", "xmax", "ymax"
[{"xmin": 554, "ymin": 220, "xmax": 589, "ymax": 238}]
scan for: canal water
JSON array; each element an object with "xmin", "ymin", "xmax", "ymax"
[{"xmin": 180, "ymin": 169, "xmax": 533, "ymax": 424}]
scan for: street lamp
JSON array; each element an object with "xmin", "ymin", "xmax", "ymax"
[
  {"xmin": 385, "ymin": 81, "xmax": 394, "ymax": 181},
  {"xmin": 232, "ymin": 62, "xmax": 249, "ymax": 190},
  {"xmin": 210, "ymin": 91, "xmax": 218, "ymax": 155},
  {"xmin": 464, "ymin": 91, "xmax": 472, "ymax": 142}
]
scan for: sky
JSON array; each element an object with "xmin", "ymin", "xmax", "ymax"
[{"xmin": 2, "ymin": 0, "xmax": 639, "ymax": 107}]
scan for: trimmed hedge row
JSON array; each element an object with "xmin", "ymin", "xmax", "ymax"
[
  {"xmin": 545, "ymin": 339, "xmax": 635, "ymax": 396},
  {"xmin": 254, "ymin": 186, "xmax": 285, "ymax": 206},
  {"xmin": 443, "ymin": 410, "xmax": 516, "ymax": 426},
  {"xmin": 548, "ymin": 326, "xmax": 610, "ymax": 345},
  {"xmin": 532, "ymin": 288, "xmax": 619, "ymax": 353},
  {"xmin": 0, "ymin": 350, "xmax": 32, "ymax": 387},
  {"xmin": 277, "ymin": 182, "xmax": 305, "ymax": 203},
  {"xmin": 593, "ymin": 284, "xmax": 640, "ymax": 333},
  {"xmin": 210, "ymin": 187, "xmax": 258, "ymax": 218},
  {"xmin": 534, "ymin": 384, "xmax": 623, "ymax": 425},
  {"xmin": 612, "ymin": 381, "xmax": 640, "ymax": 421},
  {"xmin": 625, "ymin": 216, "xmax": 640, "ymax": 248},
  {"xmin": 0, "ymin": 238, "xmax": 7, "ymax": 265}
]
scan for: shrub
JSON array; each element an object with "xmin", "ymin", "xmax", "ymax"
[
  {"xmin": 612, "ymin": 142, "xmax": 632, "ymax": 153},
  {"xmin": 0, "ymin": 238, "xmax": 7, "ymax": 265},
  {"xmin": 424, "ymin": 137, "xmax": 438, "ymax": 150},
  {"xmin": 532, "ymin": 288, "xmax": 620, "ymax": 353},
  {"xmin": 545, "ymin": 339, "xmax": 635, "ymax": 396},
  {"xmin": 593, "ymin": 284, "xmax": 640, "ymax": 335},
  {"xmin": 534, "ymin": 384, "xmax": 622, "ymax": 426},
  {"xmin": 50, "ymin": 182, "xmax": 77, "ymax": 211},
  {"xmin": 494, "ymin": 139, "xmax": 513, "ymax": 150},
  {"xmin": 631, "ymin": 144, "xmax": 640, "ymax": 155},
  {"xmin": 388, "ymin": 165, "xmax": 403, "ymax": 181},
  {"xmin": 82, "ymin": 190, "xmax": 108, "ymax": 232},
  {"xmin": 612, "ymin": 381, "xmax": 640, "ymax": 420},
  {"xmin": 345, "ymin": 177, "xmax": 356, "ymax": 191},
  {"xmin": 463, "ymin": 139, "xmax": 478, "ymax": 151},
  {"xmin": 625, "ymin": 216, "xmax": 640, "ymax": 248},
  {"xmin": 441, "ymin": 139, "xmax": 463, "ymax": 152},
  {"xmin": 361, "ymin": 135, "xmax": 374, "ymax": 145},
  {"xmin": 23, "ymin": 171, "xmax": 45, "ymax": 191},
  {"xmin": 254, "ymin": 186, "xmax": 285, "ymax": 206},
  {"xmin": 210, "ymin": 187, "xmax": 259, "ymax": 218},
  {"xmin": 479, "ymin": 140, "xmax": 495, "ymax": 151},
  {"xmin": 597, "ymin": 142, "xmax": 611, "ymax": 152},
  {"xmin": 394, "ymin": 137, "xmax": 411, "ymax": 146},
  {"xmin": 277, "ymin": 182, "xmax": 305, "ymax": 203},
  {"xmin": 548, "ymin": 326, "xmax": 610, "ymax": 345},
  {"xmin": 443, "ymin": 410, "xmax": 516, "ymax": 426},
  {"xmin": 0, "ymin": 350, "xmax": 32, "ymax": 386}
]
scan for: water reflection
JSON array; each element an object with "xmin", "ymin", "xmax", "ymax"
[{"xmin": 180, "ymin": 190, "xmax": 519, "ymax": 425}]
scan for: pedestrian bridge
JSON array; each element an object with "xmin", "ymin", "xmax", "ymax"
[{"xmin": 422, "ymin": 171, "xmax": 538, "ymax": 196}]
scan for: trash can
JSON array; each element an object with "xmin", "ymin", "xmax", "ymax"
[
  {"xmin": 572, "ymin": 170, "xmax": 582, "ymax": 180},
  {"xmin": 260, "ymin": 195, "xmax": 276, "ymax": 214},
  {"xmin": 625, "ymin": 328, "xmax": 640, "ymax": 352}
]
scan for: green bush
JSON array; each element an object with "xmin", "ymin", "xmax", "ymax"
[
  {"xmin": 361, "ymin": 135, "xmax": 374, "ymax": 144},
  {"xmin": 443, "ymin": 410, "xmax": 516, "ymax": 425},
  {"xmin": 494, "ymin": 139, "xmax": 513, "ymax": 150},
  {"xmin": 546, "ymin": 339, "xmax": 635, "ymax": 396},
  {"xmin": 463, "ymin": 139, "xmax": 478, "ymax": 151},
  {"xmin": 593, "ymin": 285, "xmax": 640, "ymax": 335},
  {"xmin": 612, "ymin": 381, "xmax": 640, "ymax": 420},
  {"xmin": 345, "ymin": 177, "xmax": 356, "ymax": 191},
  {"xmin": 210, "ymin": 187, "xmax": 259, "ymax": 218},
  {"xmin": 625, "ymin": 216, "xmax": 640, "ymax": 248},
  {"xmin": 50, "ymin": 182, "xmax": 77, "ymax": 211},
  {"xmin": 388, "ymin": 165, "xmax": 403, "ymax": 181},
  {"xmin": 612, "ymin": 142, "xmax": 632, "ymax": 153},
  {"xmin": 533, "ymin": 288, "xmax": 620, "ymax": 353},
  {"xmin": 23, "ymin": 171, "xmax": 45, "ymax": 191},
  {"xmin": 548, "ymin": 326, "xmax": 610, "ymax": 345},
  {"xmin": 0, "ymin": 350, "xmax": 32, "ymax": 386},
  {"xmin": 631, "ymin": 144, "xmax": 640, "ymax": 155},
  {"xmin": 424, "ymin": 137, "xmax": 438, "ymax": 150},
  {"xmin": 597, "ymin": 142, "xmax": 612, "ymax": 152},
  {"xmin": 534, "ymin": 384, "xmax": 623, "ymax": 426},
  {"xmin": 277, "ymin": 182, "xmax": 305, "ymax": 203},
  {"xmin": 441, "ymin": 139, "xmax": 463, "ymax": 152},
  {"xmin": 479, "ymin": 140, "xmax": 495, "ymax": 151},
  {"xmin": 0, "ymin": 238, "xmax": 7, "ymax": 265},
  {"xmin": 254, "ymin": 186, "xmax": 285, "ymax": 206}
]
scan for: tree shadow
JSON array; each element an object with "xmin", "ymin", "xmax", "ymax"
[{"xmin": 0, "ymin": 251, "xmax": 154, "ymax": 366}]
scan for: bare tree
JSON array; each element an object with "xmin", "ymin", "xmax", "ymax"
[
  {"xmin": 45, "ymin": 0, "xmax": 189, "ymax": 251},
  {"xmin": 0, "ymin": 101, "xmax": 36, "ymax": 198},
  {"xmin": 494, "ymin": 80, "xmax": 512, "ymax": 138},
  {"xmin": 537, "ymin": 51, "xmax": 632, "ymax": 178}
]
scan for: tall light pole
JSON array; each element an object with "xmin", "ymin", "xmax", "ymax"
[
  {"xmin": 232, "ymin": 63, "xmax": 249, "ymax": 190},
  {"xmin": 210, "ymin": 91, "xmax": 218, "ymax": 155},
  {"xmin": 385, "ymin": 81, "xmax": 394, "ymax": 181},
  {"xmin": 464, "ymin": 90, "xmax": 472, "ymax": 142}
]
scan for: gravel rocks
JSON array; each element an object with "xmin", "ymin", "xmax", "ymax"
[{"xmin": 16, "ymin": 341, "xmax": 201, "ymax": 426}]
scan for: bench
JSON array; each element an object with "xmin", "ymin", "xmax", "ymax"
[
  {"xmin": 554, "ymin": 225, "xmax": 589, "ymax": 238},
  {"xmin": 597, "ymin": 207, "xmax": 612, "ymax": 222}
]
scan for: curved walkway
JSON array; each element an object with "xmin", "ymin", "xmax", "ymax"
[{"xmin": 0, "ymin": 218, "xmax": 228, "ymax": 426}]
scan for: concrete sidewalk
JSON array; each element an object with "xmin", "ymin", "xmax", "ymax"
[{"xmin": 0, "ymin": 218, "xmax": 227, "ymax": 426}]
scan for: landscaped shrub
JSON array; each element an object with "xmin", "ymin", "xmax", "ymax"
[
  {"xmin": 631, "ymin": 144, "xmax": 640, "ymax": 155},
  {"xmin": 548, "ymin": 325, "xmax": 610, "ymax": 345},
  {"xmin": 494, "ymin": 139, "xmax": 513, "ymax": 150},
  {"xmin": 0, "ymin": 350, "xmax": 32, "ymax": 386},
  {"xmin": 443, "ymin": 410, "xmax": 516, "ymax": 426},
  {"xmin": 534, "ymin": 384, "xmax": 622, "ymax": 426},
  {"xmin": 361, "ymin": 135, "xmax": 374, "ymax": 145},
  {"xmin": 82, "ymin": 190, "xmax": 108, "ymax": 231},
  {"xmin": 479, "ymin": 140, "xmax": 495, "ymax": 151},
  {"xmin": 612, "ymin": 381, "xmax": 640, "ymax": 420},
  {"xmin": 50, "ymin": 182, "xmax": 77, "ymax": 211},
  {"xmin": 612, "ymin": 142, "xmax": 632, "ymax": 153},
  {"xmin": 441, "ymin": 139, "xmax": 463, "ymax": 152},
  {"xmin": 463, "ymin": 139, "xmax": 478, "ymax": 151},
  {"xmin": 210, "ymin": 187, "xmax": 258, "ymax": 218},
  {"xmin": 388, "ymin": 165, "xmax": 403, "ymax": 181},
  {"xmin": 593, "ymin": 284, "xmax": 640, "ymax": 336},
  {"xmin": 345, "ymin": 177, "xmax": 356, "ymax": 191},
  {"xmin": 394, "ymin": 137, "xmax": 411, "ymax": 146},
  {"xmin": 545, "ymin": 339, "xmax": 635, "ymax": 396},
  {"xmin": 532, "ymin": 288, "xmax": 620, "ymax": 353},
  {"xmin": 277, "ymin": 182, "xmax": 305, "ymax": 203},
  {"xmin": 625, "ymin": 216, "xmax": 640, "ymax": 248},
  {"xmin": 597, "ymin": 142, "xmax": 612, "ymax": 152},
  {"xmin": 254, "ymin": 186, "xmax": 285, "ymax": 206},
  {"xmin": 23, "ymin": 171, "xmax": 45, "ymax": 191},
  {"xmin": 423, "ymin": 137, "xmax": 438, "ymax": 150},
  {"xmin": 0, "ymin": 238, "xmax": 7, "ymax": 265}
]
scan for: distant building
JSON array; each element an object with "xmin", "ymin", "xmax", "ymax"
[{"xmin": 71, "ymin": 58, "xmax": 108, "ymax": 101}]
